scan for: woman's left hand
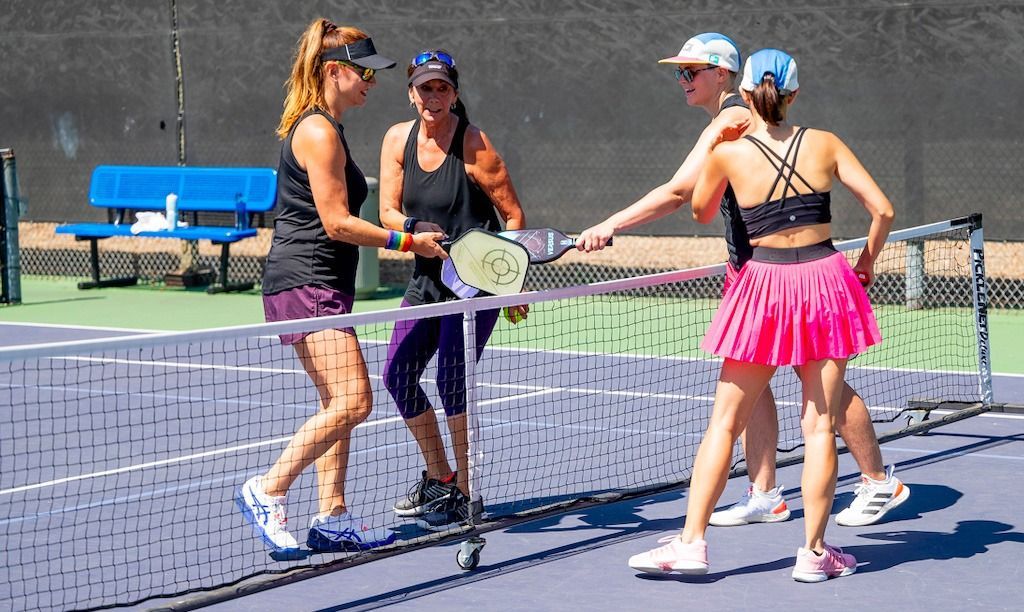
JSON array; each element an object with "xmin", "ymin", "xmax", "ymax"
[{"xmin": 503, "ymin": 304, "xmax": 529, "ymax": 325}]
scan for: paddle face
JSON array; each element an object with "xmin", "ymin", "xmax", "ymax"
[
  {"xmin": 442, "ymin": 228, "xmax": 530, "ymax": 297},
  {"xmin": 499, "ymin": 228, "xmax": 612, "ymax": 264}
]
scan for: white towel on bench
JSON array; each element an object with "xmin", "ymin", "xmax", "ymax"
[{"xmin": 130, "ymin": 212, "xmax": 188, "ymax": 234}]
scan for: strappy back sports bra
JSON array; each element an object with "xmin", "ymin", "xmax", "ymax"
[{"xmin": 738, "ymin": 127, "xmax": 831, "ymax": 239}]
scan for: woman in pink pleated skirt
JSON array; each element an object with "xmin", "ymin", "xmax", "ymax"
[{"xmin": 628, "ymin": 49, "xmax": 894, "ymax": 582}]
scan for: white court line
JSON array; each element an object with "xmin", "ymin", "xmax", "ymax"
[
  {"xmin": 0, "ymin": 380, "xmax": 712, "ymax": 497},
  {"xmin": 7, "ymin": 319, "xmax": 1020, "ymax": 379},
  {"xmin": 0, "ymin": 363, "xmax": 933, "ymax": 497},
  {"xmin": 877, "ymin": 446, "xmax": 1024, "ymax": 462},
  {"xmin": 0, "ymin": 388, "xmax": 556, "ymax": 496},
  {"xmin": 0, "ymin": 382, "xmax": 315, "ymax": 414},
  {"xmin": 3, "ymin": 347, "xmax": 1011, "ymax": 496},
  {"xmin": 46, "ymin": 351, "xmax": 1020, "ymax": 381},
  {"xmin": 0, "ymin": 321, "xmax": 159, "ymax": 334},
  {"xmin": 0, "ymin": 472, "xmax": 245, "ymax": 527}
]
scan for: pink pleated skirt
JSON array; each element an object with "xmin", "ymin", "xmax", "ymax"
[{"xmin": 702, "ymin": 250, "xmax": 881, "ymax": 366}]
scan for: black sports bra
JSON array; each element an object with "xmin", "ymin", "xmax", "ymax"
[{"xmin": 738, "ymin": 127, "xmax": 831, "ymax": 239}]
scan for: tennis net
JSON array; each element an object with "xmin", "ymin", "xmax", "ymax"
[{"xmin": 0, "ymin": 215, "xmax": 990, "ymax": 610}]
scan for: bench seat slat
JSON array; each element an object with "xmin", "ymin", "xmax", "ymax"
[{"xmin": 56, "ymin": 223, "xmax": 257, "ymax": 243}]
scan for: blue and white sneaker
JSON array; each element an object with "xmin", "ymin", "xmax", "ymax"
[
  {"xmin": 307, "ymin": 512, "xmax": 397, "ymax": 552},
  {"xmin": 235, "ymin": 475, "xmax": 299, "ymax": 552}
]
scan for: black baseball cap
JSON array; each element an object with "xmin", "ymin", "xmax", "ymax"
[{"xmin": 321, "ymin": 38, "xmax": 396, "ymax": 70}]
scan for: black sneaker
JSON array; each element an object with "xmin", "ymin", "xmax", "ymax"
[
  {"xmin": 393, "ymin": 471, "xmax": 456, "ymax": 517},
  {"xmin": 415, "ymin": 486, "xmax": 484, "ymax": 532}
]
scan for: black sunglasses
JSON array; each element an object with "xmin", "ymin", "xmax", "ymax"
[{"xmin": 674, "ymin": 65, "xmax": 718, "ymax": 83}]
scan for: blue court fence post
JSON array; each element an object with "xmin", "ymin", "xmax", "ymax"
[{"xmin": 1, "ymin": 147, "xmax": 23, "ymax": 305}]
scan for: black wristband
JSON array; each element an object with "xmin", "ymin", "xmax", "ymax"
[{"xmin": 403, "ymin": 217, "xmax": 419, "ymax": 234}]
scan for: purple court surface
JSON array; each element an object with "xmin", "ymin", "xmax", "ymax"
[
  {"xmin": 186, "ymin": 411, "xmax": 1023, "ymax": 612},
  {"xmin": 2, "ymin": 323, "xmax": 1021, "ymax": 611}
]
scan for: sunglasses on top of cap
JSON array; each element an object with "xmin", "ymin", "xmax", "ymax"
[
  {"xmin": 331, "ymin": 60, "xmax": 376, "ymax": 82},
  {"xmin": 674, "ymin": 65, "xmax": 717, "ymax": 82},
  {"xmin": 412, "ymin": 51, "xmax": 456, "ymax": 68}
]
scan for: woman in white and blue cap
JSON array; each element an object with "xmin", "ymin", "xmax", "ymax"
[
  {"xmin": 595, "ymin": 37, "xmax": 903, "ymax": 578},
  {"xmin": 634, "ymin": 48, "xmax": 895, "ymax": 582}
]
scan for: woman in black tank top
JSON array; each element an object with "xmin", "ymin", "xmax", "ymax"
[
  {"xmin": 377, "ymin": 51, "xmax": 527, "ymax": 531},
  {"xmin": 237, "ymin": 19, "xmax": 447, "ymax": 556}
]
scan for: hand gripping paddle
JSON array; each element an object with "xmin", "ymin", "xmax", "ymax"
[{"xmin": 498, "ymin": 228, "xmax": 612, "ymax": 264}]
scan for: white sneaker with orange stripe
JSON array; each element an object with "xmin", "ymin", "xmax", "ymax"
[
  {"xmin": 709, "ymin": 483, "xmax": 791, "ymax": 527},
  {"xmin": 835, "ymin": 465, "xmax": 910, "ymax": 527}
]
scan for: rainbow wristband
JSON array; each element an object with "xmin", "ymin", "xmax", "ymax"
[{"xmin": 386, "ymin": 230, "xmax": 413, "ymax": 252}]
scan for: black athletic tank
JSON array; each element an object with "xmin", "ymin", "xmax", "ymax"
[
  {"xmin": 262, "ymin": 109, "xmax": 368, "ymax": 296},
  {"xmin": 717, "ymin": 94, "xmax": 754, "ymax": 269},
  {"xmin": 401, "ymin": 117, "xmax": 501, "ymax": 305}
]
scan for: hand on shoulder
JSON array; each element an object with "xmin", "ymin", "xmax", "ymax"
[{"xmin": 707, "ymin": 106, "xmax": 751, "ymax": 149}]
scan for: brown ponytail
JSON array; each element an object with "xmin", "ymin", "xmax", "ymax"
[
  {"xmin": 750, "ymin": 72, "xmax": 787, "ymax": 126},
  {"xmin": 276, "ymin": 18, "xmax": 370, "ymax": 139}
]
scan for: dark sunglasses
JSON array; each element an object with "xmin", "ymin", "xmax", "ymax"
[
  {"xmin": 674, "ymin": 65, "xmax": 718, "ymax": 83},
  {"xmin": 333, "ymin": 60, "xmax": 376, "ymax": 82},
  {"xmin": 412, "ymin": 50, "xmax": 456, "ymax": 68}
]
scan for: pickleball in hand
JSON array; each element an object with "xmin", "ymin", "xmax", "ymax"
[{"xmin": 503, "ymin": 306, "xmax": 528, "ymax": 324}]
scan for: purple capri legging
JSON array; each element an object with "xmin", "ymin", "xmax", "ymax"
[{"xmin": 383, "ymin": 299, "xmax": 500, "ymax": 419}]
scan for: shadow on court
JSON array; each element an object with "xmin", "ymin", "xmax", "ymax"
[
  {"xmin": 249, "ymin": 417, "xmax": 1024, "ymax": 612},
  {"xmin": 314, "ymin": 507, "xmax": 686, "ymax": 611},
  {"xmin": 12, "ymin": 296, "xmax": 106, "ymax": 307},
  {"xmin": 848, "ymin": 520, "xmax": 1024, "ymax": 574}
]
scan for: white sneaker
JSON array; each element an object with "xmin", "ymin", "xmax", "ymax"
[
  {"xmin": 835, "ymin": 465, "xmax": 910, "ymax": 527},
  {"xmin": 628, "ymin": 536, "xmax": 709, "ymax": 575},
  {"xmin": 235, "ymin": 475, "xmax": 299, "ymax": 552},
  {"xmin": 709, "ymin": 483, "xmax": 791, "ymax": 526},
  {"xmin": 307, "ymin": 512, "xmax": 397, "ymax": 552}
]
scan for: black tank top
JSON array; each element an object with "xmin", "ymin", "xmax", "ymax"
[
  {"xmin": 401, "ymin": 117, "xmax": 501, "ymax": 305},
  {"xmin": 717, "ymin": 94, "xmax": 754, "ymax": 269},
  {"xmin": 739, "ymin": 127, "xmax": 832, "ymax": 239},
  {"xmin": 262, "ymin": 109, "xmax": 368, "ymax": 296}
]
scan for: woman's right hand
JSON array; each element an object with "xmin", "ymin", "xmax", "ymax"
[
  {"xmin": 576, "ymin": 222, "xmax": 615, "ymax": 252},
  {"xmin": 710, "ymin": 114, "xmax": 750, "ymax": 149},
  {"xmin": 853, "ymin": 257, "xmax": 874, "ymax": 288},
  {"xmin": 410, "ymin": 231, "xmax": 448, "ymax": 259}
]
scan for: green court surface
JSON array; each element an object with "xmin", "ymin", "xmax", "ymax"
[{"xmin": 2, "ymin": 275, "xmax": 1023, "ymax": 375}]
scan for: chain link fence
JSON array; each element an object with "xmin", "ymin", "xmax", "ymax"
[{"xmin": 4, "ymin": 1, "xmax": 1024, "ymax": 309}]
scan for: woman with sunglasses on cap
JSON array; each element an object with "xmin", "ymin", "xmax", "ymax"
[
  {"xmin": 378, "ymin": 49, "xmax": 527, "ymax": 532},
  {"xmin": 630, "ymin": 48, "xmax": 894, "ymax": 582},
  {"xmin": 236, "ymin": 19, "xmax": 446, "ymax": 555}
]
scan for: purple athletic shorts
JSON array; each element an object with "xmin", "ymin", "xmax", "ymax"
[{"xmin": 263, "ymin": 284, "xmax": 356, "ymax": 345}]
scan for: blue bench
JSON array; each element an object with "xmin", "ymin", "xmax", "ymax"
[{"xmin": 56, "ymin": 165, "xmax": 277, "ymax": 293}]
